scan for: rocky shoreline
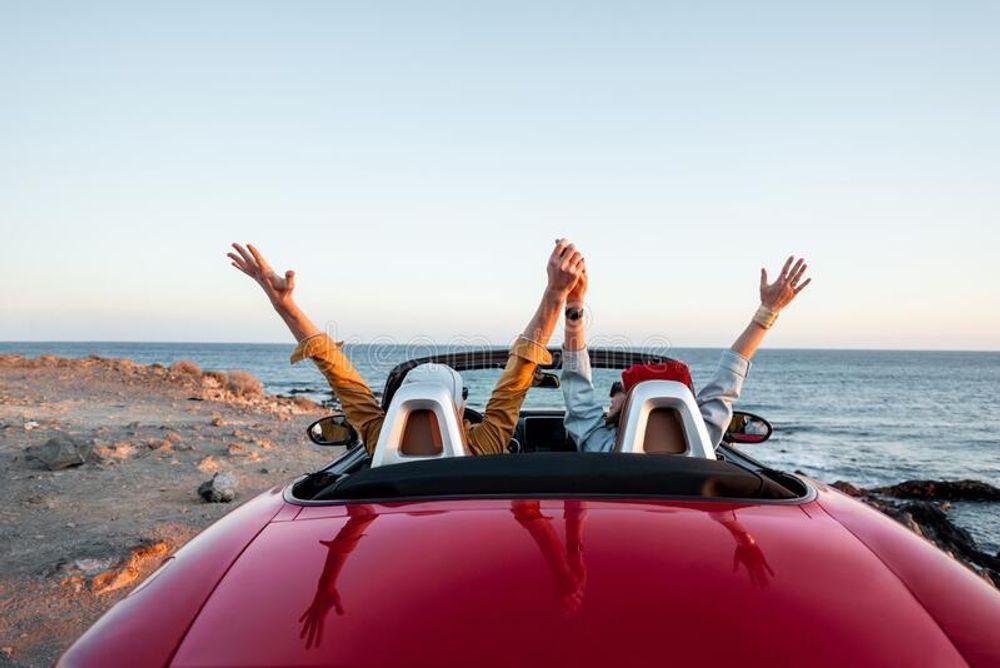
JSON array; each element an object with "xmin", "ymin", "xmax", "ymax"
[
  {"xmin": 0, "ymin": 353, "xmax": 996, "ymax": 666},
  {"xmin": 831, "ymin": 479, "xmax": 1000, "ymax": 587},
  {"xmin": 0, "ymin": 354, "xmax": 333, "ymax": 667}
]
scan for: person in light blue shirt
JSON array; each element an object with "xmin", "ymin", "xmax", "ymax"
[{"xmin": 561, "ymin": 255, "xmax": 812, "ymax": 452}]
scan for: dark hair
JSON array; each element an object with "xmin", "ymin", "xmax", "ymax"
[{"xmin": 609, "ymin": 381, "xmax": 624, "ymax": 397}]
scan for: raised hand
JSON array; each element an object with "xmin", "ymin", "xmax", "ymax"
[
  {"xmin": 760, "ymin": 256, "xmax": 811, "ymax": 312},
  {"xmin": 228, "ymin": 243, "xmax": 297, "ymax": 312},
  {"xmin": 547, "ymin": 238, "xmax": 586, "ymax": 299}
]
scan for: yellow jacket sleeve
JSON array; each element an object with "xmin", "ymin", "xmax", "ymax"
[
  {"xmin": 290, "ymin": 334, "xmax": 385, "ymax": 456},
  {"xmin": 466, "ymin": 336, "xmax": 553, "ymax": 455}
]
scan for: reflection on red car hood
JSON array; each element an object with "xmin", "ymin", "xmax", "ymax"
[{"xmin": 172, "ymin": 498, "xmax": 965, "ymax": 667}]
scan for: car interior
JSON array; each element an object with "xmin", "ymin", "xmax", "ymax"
[{"xmin": 290, "ymin": 349, "xmax": 811, "ymax": 505}]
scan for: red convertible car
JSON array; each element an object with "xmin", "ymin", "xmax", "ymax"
[{"xmin": 60, "ymin": 349, "xmax": 1000, "ymax": 667}]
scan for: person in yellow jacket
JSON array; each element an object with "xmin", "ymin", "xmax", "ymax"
[{"xmin": 228, "ymin": 239, "xmax": 585, "ymax": 456}]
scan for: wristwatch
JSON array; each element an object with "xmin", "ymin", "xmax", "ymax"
[{"xmin": 565, "ymin": 306, "xmax": 584, "ymax": 321}]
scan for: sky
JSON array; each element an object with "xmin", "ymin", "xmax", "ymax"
[{"xmin": 1, "ymin": 1, "xmax": 997, "ymax": 350}]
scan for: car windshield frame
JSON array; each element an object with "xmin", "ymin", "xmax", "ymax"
[{"xmin": 380, "ymin": 347, "xmax": 681, "ymax": 410}]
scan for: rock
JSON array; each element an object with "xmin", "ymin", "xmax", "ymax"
[
  {"xmin": 196, "ymin": 456, "xmax": 220, "ymax": 473},
  {"xmin": 169, "ymin": 359, "xmax": 202, "ymax": 375},
  {"xmin": 90, "ymin": 540, "xmax": 171, "ymax": 595},
  {"xmin": 162, "ymin": 430, "xmax": 183, "ymax": 444},
  {"xmin": 61, "ymin": 542, "xmax": 168, "ymax": 595},
  {"xmin": 292, "ymin": 396, "xmax": 318, "ymax": 410},
  {"xmin": 871, "ymin": 479, "xmax": 1000, "ymax": 502},
  {"xmin": 94, "ymin": 442, "xmax": 136, "ymax": 461},
  {"xmin": 198, "ymin": 471, "xmax": 239, "ymax": 503},
  {"xmin": 831, "ymin": 480, "xmax": 866, "ymax": 497},
  {"xmin": 227, "ymin": 443, "xmax": 247, "ymax": 456},
  {"xmin": 225, "ymin": 370, "xmax": 263, "ymax": 398},
  {"xmin": 202, "ymin": 371, "xmax": 228, "ymax": 388},
  {"xmin": 900, "ymin": 501, "xmax": 1000, "ymax": 570},
  {"xmin": 23, "ymin": 420, "xmax": 40, "ymax": 431},
  {"xmin": 26, "ymin": 434, "xmax": 87, "ymax": 470},
  {"xmin": 63, "ymin": 556, "xmax": 116, "ymax": 576},
  {"xmin": 210, "ymin": 414, "xmax": 226, "ymax": 427},
  {"xmin": 53, "ymin": 538, "xmax": 171, "ymax": 595},
  {"xmin": 841, "ymin": 479, "xmax": 1000, "ymax": 588}
]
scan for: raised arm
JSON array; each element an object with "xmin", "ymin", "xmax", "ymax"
[
  {"xmin": 564, "ymin": 258, "xmax": 587, "ymax": 352},
  {"xmin": 730, "ymin": 255, "xmax": 812, "ymax": 360},
  {"xmin": 698, "ymin": 256, "xmax": 812, "ymax": 446},
  {"xmin": 559, "ymin": 260, "xmax": 612, "ymax": 450},
  {"xmin": 469, "ymin": 239, "xmax": 585, "ymax": 454},
  {"xmin": 228, "ymin": 243, "xmax": 385, "ymax": 453},
  {"xmin": 227, "ymin": 243, "xmax": 320, "ymax": 342}
]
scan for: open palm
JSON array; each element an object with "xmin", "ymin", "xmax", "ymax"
[
  {"xmin": 760, "ymin": 256, "xmax": 811, "ymax": 312},
  {"xmin": 228, "ymin": 243, "xmax": 296, "ymax": 309}
]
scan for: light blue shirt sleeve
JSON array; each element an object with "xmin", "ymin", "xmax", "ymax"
[
  {"xmin": 562, "ymin": 347, "xmax": 749, "ymax": 452},
  {"xmin": 561, "ymin": 348, "xmax": 617, "ymax": 453},
  {"xmin": 696, "ymin": 349, "xmax": 751, "ymax": 448}
]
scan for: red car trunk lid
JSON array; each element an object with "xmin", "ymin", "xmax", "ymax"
[{"xmin": 172, "ymin": 499, "xmax": 964, "ymax": 667}]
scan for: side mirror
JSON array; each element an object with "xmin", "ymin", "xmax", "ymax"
[
  {"xmin": 307, "ymin": 415, "xmax": 360, "ymax": 447},
  {"xmin": 724, "ymin": 411, "xmax": 772, "ymax": 444}
]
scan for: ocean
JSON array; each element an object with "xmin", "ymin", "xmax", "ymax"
[{"xmin": 3, "ymin": 341, "xmax": 998, "ymax": 552}]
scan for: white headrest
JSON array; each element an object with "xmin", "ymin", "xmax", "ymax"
[
  {"xmin": 614, "ymin": 380, "xmax": 716, "ymax": 459},
  {"xmin": 371, "ymin": 381, "xmax": 469, "ymax": 468},
  {"xmin": 402, "ymin": 363, "xmax": 464, "ymax": 408}
]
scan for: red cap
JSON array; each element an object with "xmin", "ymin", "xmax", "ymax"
[{"xmin": 621, "ymin": 360, "xmax": 694, "ymax": 395}]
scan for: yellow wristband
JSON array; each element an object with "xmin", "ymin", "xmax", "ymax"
[{"xmin": 753, "ymin": 305, "xmax": 778, "ymax": 329}]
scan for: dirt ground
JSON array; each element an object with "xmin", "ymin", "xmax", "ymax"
[{"xmin": 0, "ymin": 355, "xmax": 337, "ymax": 667}]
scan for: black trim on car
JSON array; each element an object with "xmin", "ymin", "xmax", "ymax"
[
  {"xmin": 284, "ymin": 452, "xmax": 816, "ymax": 507},
  {"xmin": 380, "ymin": 347, "xmax": 681, "ymax": 410}
]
